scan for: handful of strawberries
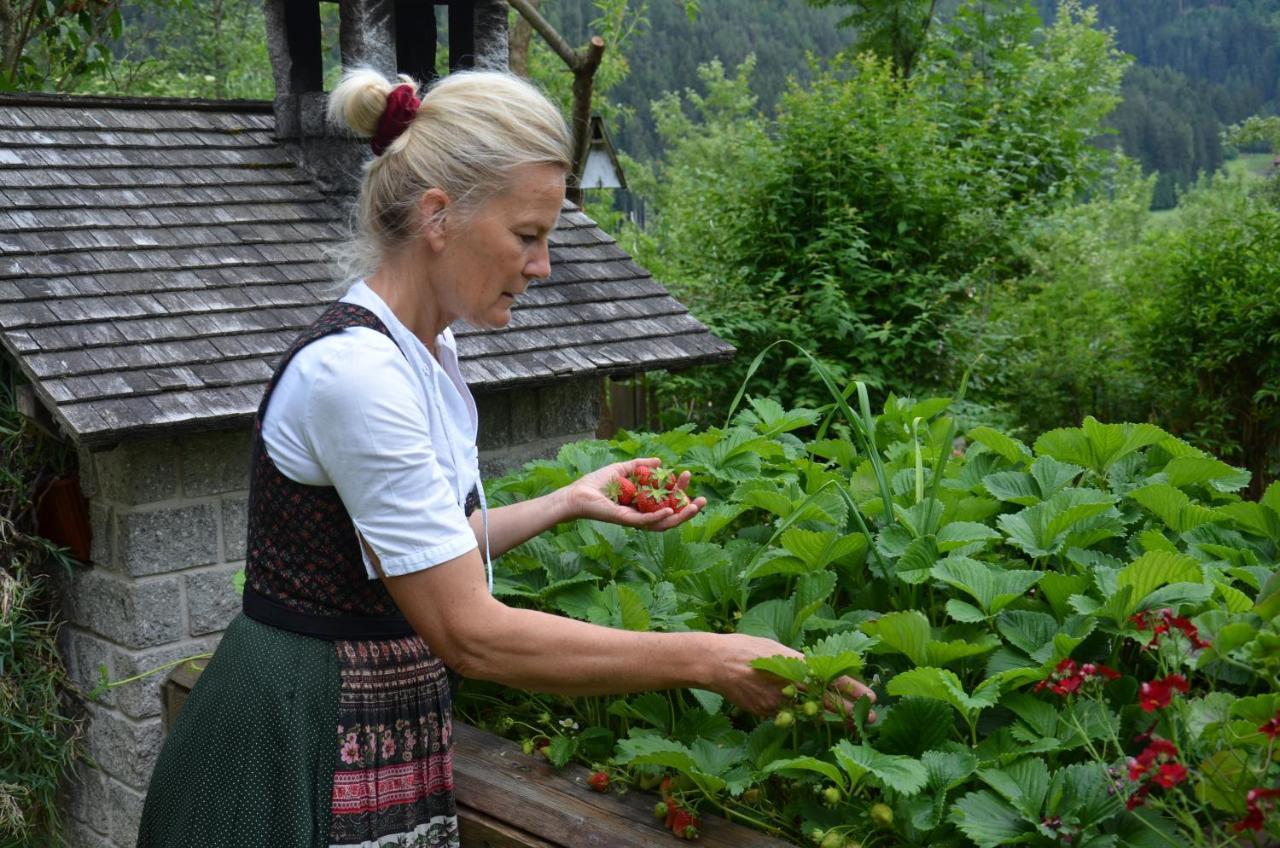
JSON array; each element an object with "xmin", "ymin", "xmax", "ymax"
[{"xmin": 604, "ymin": 463, "xmax": 691, "ymax": 514}]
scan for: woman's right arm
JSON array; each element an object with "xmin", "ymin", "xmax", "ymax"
[{"xmin": 378, "ymin": 545, "xmax": 870, "ymax": 717}]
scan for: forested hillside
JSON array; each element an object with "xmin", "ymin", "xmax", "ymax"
[
  {"xmin": 1037, "ymin": 0, "xmax": 1280, "ymax": 206},
  {"xmin": 538, "ymin": 0, "xmax": 854, "ymax": 160}
]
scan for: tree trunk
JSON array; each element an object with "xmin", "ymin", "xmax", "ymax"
[{"xmin": 508, "ymin": 0, "xmax": 539, "ymax": 78}]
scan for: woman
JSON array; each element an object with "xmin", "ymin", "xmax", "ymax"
[{"xmin": 137, "ymin": 68, "xmax": 874, "ymax": 848}]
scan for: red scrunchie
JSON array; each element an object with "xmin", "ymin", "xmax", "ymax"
[{"xmin": 371, "ymin": 84, "xmax": 421, "ymax": 156}]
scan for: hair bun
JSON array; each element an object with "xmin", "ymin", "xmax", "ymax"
[{"xmin": 327, "ymin": 68, "xmax": 418, "ymax": 138}]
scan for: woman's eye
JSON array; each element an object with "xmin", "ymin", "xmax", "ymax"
[{"xmin": 519, "ymin": 233, "xmax": 538, "ymax": 245}]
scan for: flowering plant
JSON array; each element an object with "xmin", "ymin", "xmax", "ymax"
[{"xmin": 463, "ymin": 369, "xmax": 1280, "ymax": 847}]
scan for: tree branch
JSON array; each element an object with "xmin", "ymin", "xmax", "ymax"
[{"xmin": 507, "ymin": 0, "xmax": 578, "ymax": 68}]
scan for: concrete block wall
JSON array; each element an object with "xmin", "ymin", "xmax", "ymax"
[
  {"xmin": 57, "ymin": 379, "xmax": 601, "ymax": 846},
  {"xmin": 59, "ymin": 429, "xmax": 250, "ymax": 848},
  {"xmin": 475, "ymin": 378, "xmax": 602, "ymax": 478}
]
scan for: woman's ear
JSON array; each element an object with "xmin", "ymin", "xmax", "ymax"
[{"xmin": 418, "ymin": 188, "xmax": 451, "ymax": 252}]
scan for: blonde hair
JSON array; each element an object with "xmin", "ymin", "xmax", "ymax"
[{"xmin": 327, "ymin": 68, "xmax": 573, "ymax": 279}]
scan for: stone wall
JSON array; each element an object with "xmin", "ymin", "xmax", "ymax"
[
  {"xmin": 59, "ymin": 428, "xmax": 250, "ymax": 848},
  {"xmin": 57, "ymin": 377, "xmax": 599, "ymax": 847}
]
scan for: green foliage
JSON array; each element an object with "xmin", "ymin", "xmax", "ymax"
[
  {"xmin": 0, "ymin": 0, "xmax": 122, "ymax": 91},
  {"xmin": 0, "ymin": 366, "xmax": 82, "ymax": 847},
  {"xmin": 624, "ymin": 0, "xmax": 1126, "ymax": 426},
  {"xmin": 804, "ymin": 0, "xmax": 938, "ymax": 79},
  {"xmin": 461, "ymin": 350, "xmax": 1280, "ymax": 845},
  {"xmin": 1132, "ymin": 180, "xmax": 1280, "ymax": 494},
  {"xmin": 77, "ymin": 0, "xmax": 273, "ymax": 98}
]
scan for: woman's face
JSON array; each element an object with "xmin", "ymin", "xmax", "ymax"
[{"xmin": 436, "ymin": 163, "xmax": 566, "ymax": 331}]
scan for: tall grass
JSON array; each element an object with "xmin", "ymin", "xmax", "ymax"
[{"xmin": 0, "ymin": 364, "xmax": 83, "ymax": 847}]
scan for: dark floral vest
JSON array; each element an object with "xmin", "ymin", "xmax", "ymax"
[{"xmin": 244, "ymin": 302, "xmax": 479, "ymax": 618}]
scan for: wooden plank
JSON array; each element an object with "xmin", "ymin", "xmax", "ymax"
[
  {"xmin": 457, "ymin": 805, "xmax": 558, "ymax": 848},
  {"xmin": 452, "ymin": 722, "xmax": 796, "ymax": 848}
]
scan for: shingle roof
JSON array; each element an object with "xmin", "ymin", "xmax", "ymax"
[{"xmin": 0, "ymin": 93, "xmax": 733, "ymax": 447}]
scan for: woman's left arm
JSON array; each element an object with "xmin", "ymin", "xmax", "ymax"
[{"xmin": 469, "ymin": 456, "xmax": 705, "ymax": 558}]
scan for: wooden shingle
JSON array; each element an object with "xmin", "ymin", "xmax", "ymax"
[{"xmin": 0, "ymin": 93, "xmax": 733, "ymax": 446}]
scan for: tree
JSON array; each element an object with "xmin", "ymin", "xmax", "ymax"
[
  {"xmin": 806, "ymin": 0, "xmax": 938, "ymax": 78},
  {"xmin": 1, "ymin": 0, "xmax": 121, "ymax": 91}
]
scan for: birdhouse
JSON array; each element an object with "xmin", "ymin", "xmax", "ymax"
[{"xmin": 580, "ymin": 114, "xmax": 627, "ymax": 190}]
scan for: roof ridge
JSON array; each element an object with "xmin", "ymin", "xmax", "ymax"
[{"xmin": 0, "ymin": 92, "xmax": 273, "ymax": 113}]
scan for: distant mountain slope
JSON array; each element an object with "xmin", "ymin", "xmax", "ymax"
[{"xmin": 540, "ymin": 0, "xmax": 854, "ymax": 161}]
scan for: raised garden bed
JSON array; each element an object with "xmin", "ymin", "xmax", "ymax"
[{"xmin": 162, "ymin": 666, "xmax": 796, "ymax": 848}]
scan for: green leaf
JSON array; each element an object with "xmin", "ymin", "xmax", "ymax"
[
  {"xmin": 1215, "ymin": 502, "xmax": 1280, "ymax": 542},
  {"xmin": 738, "ymin": 599, "xmax": 795, "ymax": 644},
  {"xmin": 761, "ymin": 755, "xmax": 845, "ymax": 790},
  {"xmin": 932, "ymin": 557, "xmax": 1042, "ymax": 617},
  {"xmin": 1034, "ymin": 418, "xmax": 1169, "ymax": 476},
  {"xmin": 896, "ymin": 535, "xmax": 940, "ymax": 584},
  {"xmin": 1038, "ymin": 573, "xmax": 1089, "ymax": 620},
  {"xmin": 923, "ymin": 749, "xmax": 979, "ymax": 790},
  {"xmin": 979, "ymin": 758, "xmax": 1050, "ymax": 819},
  {"xmin": 862, "ymin": 610, "xmax": 997, "ymax": 667},
  {"xmin": 831, "ymin": 740, "xmax": 928, "ymax": 795},
  {"xmin": 614, "ymin": 733, "xmax": 728, "ymax": 795},
  {"xmin": 936, "ymin": 521, "xmax": 1003, "ymax": 553},
  {"xmin": 887, "ymin": 667, "xmax": 1000, "ymax": 719},
  {"xmin": 951, "ymin": 790, "xmax": 1036, "ymax": 847},
  {"xmin": 1130, "ymin": 484, "xmax": 1221, "ymax": 533},
  {"xmin": 1030, "ymin": 456, "xmax": 1084, "ymax": 499},
  {"xmin": 779, "ymin": 527, "xmax": 867, "ymax": 571},
  {"xmin": 749, "ymin": 654, "xmax": 809, "ymax": 683},
  {"xmin": 983, "ymin": 471, "xmax": 1041, "ymax": 505},
  {"xmin": 541, "ymin": 736, "xmax": 574, "ymax": 768},
  {"xmin": 874, "ymin": 698, "xmax": 956, "ymax": 757},
  {"xmin": 1163, "ymin": 456, "xmax": 1251, "ymax": 493},
  {"xmin": 968, "ymin": 427, "xmax": 1033, "ymax": 467},
  {"xmin": 617, "ymin": 584, "xmax": 651, "ymax": 631}
]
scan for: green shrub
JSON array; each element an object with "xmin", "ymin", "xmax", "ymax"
[
  {"xmin": 1132, "ymin": 179, "xmax": 1280, "ymax": 495},
  {"xmin": 622, "ymin": 0, "xmax": 1127, "ymax": 427},
  {"xmin": 0, "ymin": 366, "xmax": 82, "ymax": 847}
]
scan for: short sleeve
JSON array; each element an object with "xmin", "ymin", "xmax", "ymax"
[{"xmin": 304, "ymin": 333, "xmax": 479, "ymax": 575}]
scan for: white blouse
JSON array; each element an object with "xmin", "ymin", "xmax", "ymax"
[{"xmin": 261, "ymin": 281, "xmax": 492, "ymax": 587}]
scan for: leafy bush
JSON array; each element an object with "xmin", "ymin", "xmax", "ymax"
[
  {"xmin": 623, "ymin": 0, "xmax": 1127, "ymax": 428},
  {"xmin": 1131, "ymin": 179, "xmax": 1280, "ymax": 496},
  {"xmin": 461, "ymin": 357, "xmax": 1279, "ymax": 847},
  {"xmin": 0, "ymin": 368, "xmax": 83, "ymax": 847},
  {"xmin": 962, "ymin": 162, "xmax": 1157, "ymax": 437}
]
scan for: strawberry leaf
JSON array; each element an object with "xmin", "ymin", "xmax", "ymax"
[{"xmin": 831, "ymin": 740, "xmax": 928, "ymax": 796}]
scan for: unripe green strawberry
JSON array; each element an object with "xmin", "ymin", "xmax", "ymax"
[
  {"xmin": 774, "ymin": 709, "xmax": 795, "ymax": 728},
  {"xmin": 741, "ymin": 788, "xmax": 761, "ymax": 804},
  {"xmin": 820, "ymin": 830, "xmax": 844, "ymax": 848},
  {"xmin": 802, "ymin": 700, "xmax": 821, "ymax": 718},
  {"xmin": 810, "ymin": 828, "xmax": 826, "ymax": 844},
  {"xmin": 521, "ymin": 738, "xmax": 535, "ymax": 756},
  {"xmin": 654, "ymin": 802, "xmax": 669, "ymax": 819},
  {"xmin": 871, "ymin": 802, "xmax": 894, "ymax": 830},
  {"xmin": 781, "ymin": 684, "xmax": 798, "ymax": 699},
  {"xmin": 822, "ymin": 786, "xmax": 842, "ymax": 805}
]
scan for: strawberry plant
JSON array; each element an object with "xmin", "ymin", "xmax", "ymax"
[{"xmin": 458, "ymin": 346, "xmax": 1280, "ymax": 847}]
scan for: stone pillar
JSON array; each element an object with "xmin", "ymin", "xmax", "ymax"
[{"xmin": 59, "ymin": 428, "xmax": 252, "ymax": 848}]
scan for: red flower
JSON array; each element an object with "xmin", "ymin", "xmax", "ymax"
[
  {"xmin": 1233, "ymin": 787, "xmax": 1280, "ymax": 833},
  {"xmin": 1138, "ymin": 674, "xmax": 1189, "ymax": 712},
  {"xmin": 1131, "ymin": 609, "xmax": 1210, "ymax": 650},
  {"xmin": 1135, "ymin": 738, "xmax": 1179, "ymax": 767},
  {"xmin": 1153, "ymin": 763, "xmax": 1188, "ymax": 789},
  {"xmin": 1259, "ymin": 709, "xmax": 1280, "ymax": 740},
  {"xmin": 1033, "ymin": 658, "xmax": 1120, "ymax": 698}
]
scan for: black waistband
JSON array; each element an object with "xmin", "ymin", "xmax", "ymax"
[{"xmin": 242, "ymin": 583, "xmax": 416, "ymax": 640}]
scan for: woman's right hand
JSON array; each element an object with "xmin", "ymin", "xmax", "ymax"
[{"xmin": 707, "ymin": 633, "xmax": 877, "ymax": 721}]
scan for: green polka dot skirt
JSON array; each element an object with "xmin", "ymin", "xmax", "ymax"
[{"xmin": 136, "ymin": 615, "xmax": 460, "ymax": 848}]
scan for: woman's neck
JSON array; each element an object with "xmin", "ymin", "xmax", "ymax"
[{"xmin": 365, "ymin": 253, "xmax": 447, "ymax": 359}]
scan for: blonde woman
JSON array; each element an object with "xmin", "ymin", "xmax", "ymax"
[{"xmin": 136, "ymin": 69, "xmax": 874, "ymax": 848}]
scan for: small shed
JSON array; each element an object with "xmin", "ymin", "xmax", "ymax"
[{"xmin": 0, "ymin": 4, "xmax": 732, "ymax": 845}]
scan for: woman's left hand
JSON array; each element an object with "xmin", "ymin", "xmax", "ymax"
[{"xmin": 562, "ymin": 456, "xmax": 706, "ymax": 531}]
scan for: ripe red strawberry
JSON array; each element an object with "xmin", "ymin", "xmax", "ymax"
[
  {"xmin": 664, "ymin": 488, "xmax": 690, "ymax": 511},
  {"xmin": 634, "ymin": 487, "xmax": 665, "ymax": 513},
  {"xmin": 586, "ymin": 771, "xmax": 609, "ymax": 792},
  {"xmin": 604, "ymin": 475, "xmax": 636, "ymax": 505},
  {"xmin": 632, "ymin": 464, "xmax": 654, "ymax": 485}
]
